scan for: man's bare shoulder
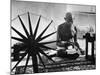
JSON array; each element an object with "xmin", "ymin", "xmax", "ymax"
[{"xmin": 58, "ymin": 22, "xmax": 66, "ymax": 28}]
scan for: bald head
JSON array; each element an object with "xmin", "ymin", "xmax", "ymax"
[{"xmin": 64, "ymin": 12, "xmax": 73, "ymax": 23}]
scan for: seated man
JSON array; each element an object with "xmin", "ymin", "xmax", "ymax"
[{"xmin": 55, "ymin": 12, "xmax": 84, "ymax": 59}]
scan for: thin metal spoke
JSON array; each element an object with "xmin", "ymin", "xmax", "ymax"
[
  {"xmin": 37, "ymin": 52, "xmax": 46, "ymax": 69},
  {"xmin": 36, "ymin": 20, "xmax": 53, "ymax": 41},
  {"xmin": 33, "ymin": 15, "xmax": 41, "ymax": 39},
  {"xmin": 11, "ymin": 52, "xmax": 27, "ymax": 72},
  {"xmin": 28, "ymin": 12, "xmax": 33, "ymax": 35},
  {"xmin": 11, "ymin": 26, "xmax": 27, "ymax": 40},
  {"xmin": 18, "ymin": 15, "xmax": 30, "ymax": 38},
  {"xmin": 11, "ymin": 37, "xmax": 25, "ymax": 42},
  {"xmin": 37, "ymin": 31, "xmax": 56, "ymax": 42},
  {"xmin": 23, "ymin": 54, "xmax": 30, "ymax": 73},
  {"xmin": 38, "ymin": 48, "xmax": 55, "ymax": 63}
]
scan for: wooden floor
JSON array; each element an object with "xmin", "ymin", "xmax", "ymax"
[
  {"xmin": 12, "ymin": 55, "xmax": 96, "ymax": 74},
  {"xmin": 14, "ymin": 58, "xmax": 95, "ymax": 74}
]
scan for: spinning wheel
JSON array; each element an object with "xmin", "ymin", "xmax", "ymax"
[{"xmin": 11, "ymin": 12, "xmax": 56, "ymax": 73}]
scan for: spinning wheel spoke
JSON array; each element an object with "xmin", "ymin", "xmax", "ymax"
[
  {"xmin": 37, "ymin": 31, "xmax": 56, "ymax": 42},
  {"xmin": 23, "ymin": 54, "xmax": 30, "ymax": 73},
  {"xmin": 38, "ymin": 48, "xmax": 55, "ymax": 63},
  {"xmin": 28, "ymin": 12, "xmax": 33, "ymax": 35},
  {"xmin": 11, "ymin": 36, "xmax": 25, "ymax": 43},
  {"xmin": 36, "ymin": 20, "xmax": 53, "ymax": 41},
  {"xmin": 11, "ymin": 27, "xmax": 27, "ymax": 40},
  {"xmin": 40, "ymin": 41, "xmax": 56, "ymax": 44},
  {"xmin": 38, "ymin": 43, "xmax": 55, "ymax": 50},
  {"xmin": 33, "ymin": 15, "xmax": 41, "ymax": 39},
  {"xmin": 18, "ymin": 15, "xmax": 30, "ymax": 38},
  {"xmin": 37, "ymin": 53, "xmax": 46, "ymax": 69}
]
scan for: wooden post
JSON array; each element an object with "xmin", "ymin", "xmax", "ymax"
[
  {"xmin": 85, "ymin": 38, "xmax": 88, "ymax": 59},
  {"xmin": 83, "ymin": 33, "xmax": 90, "ymax": 60},
  {"xmin": 92, "ymin": 42, "xmax": 94, "ymax": 59},
  {"xmin": 91, "ymin": 34, "xmax": 95, "ymax": 64},
  {"xmin": 32, "ymin": 54, "xmax": 38, "ymax": 73},
  {"xmin": 83, "ymin": 33, "xmax": 95, "ymax": 64},
  {"xmin": 91, "ymin": 41, "xmax": 95, "ymax": 64}
]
